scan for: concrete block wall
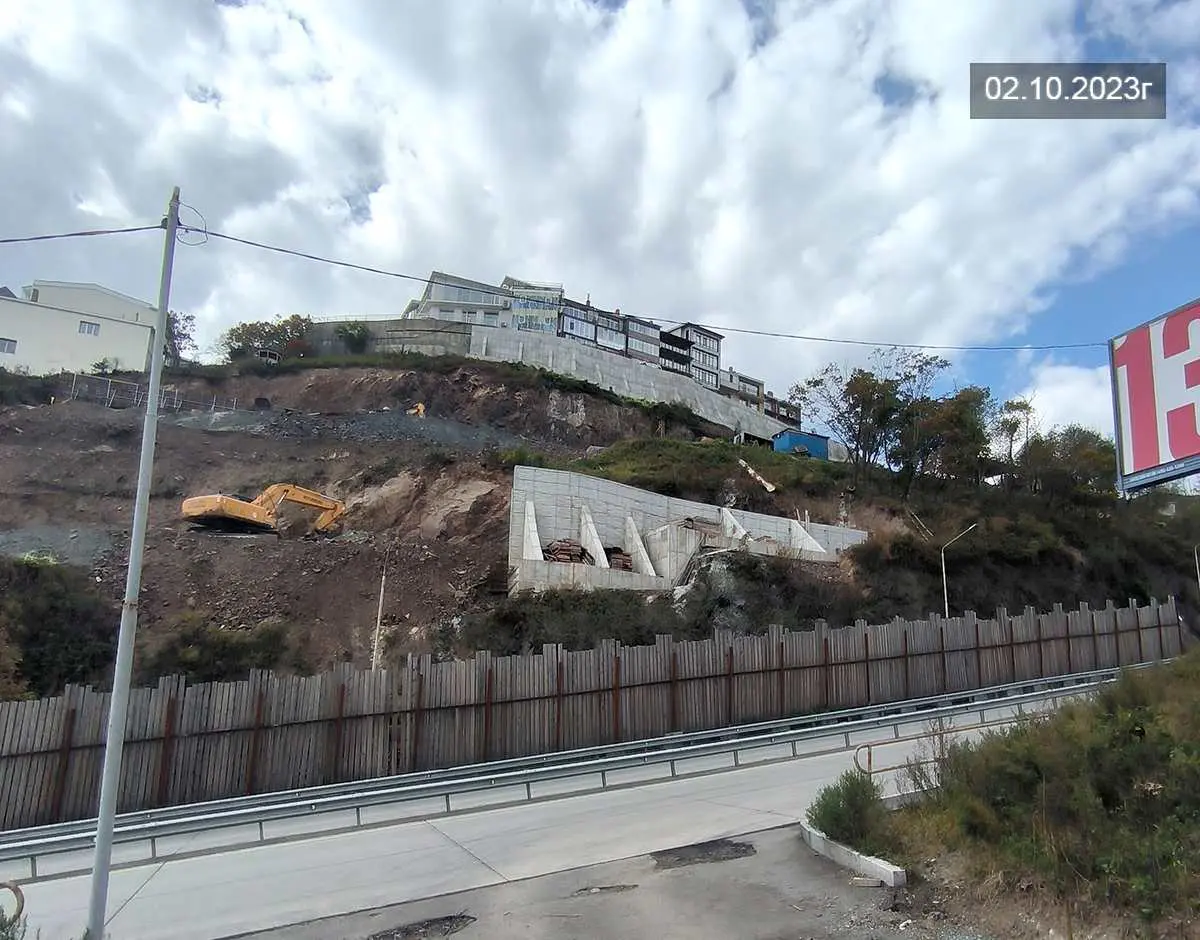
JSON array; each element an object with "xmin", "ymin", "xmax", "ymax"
[
  {"xmin": 470, "ymin": 325, "xmax": 788, "ymax": 440},
  {"xmin": 509, "ymin": 466, "xmax": 869, "ymax": 593}
]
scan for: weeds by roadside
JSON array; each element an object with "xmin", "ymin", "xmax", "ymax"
[{"xmin": 806, "ymin": 651, "xmax": 1200, "ymax": 926}]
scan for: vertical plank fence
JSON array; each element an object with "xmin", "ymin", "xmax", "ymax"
[{"xmin": 0, "ymin": 598, "xmax": 1186, "ymax": 829}]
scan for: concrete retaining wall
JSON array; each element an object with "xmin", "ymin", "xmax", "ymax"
[
  {"xmin": 309, "ymin": 318, "xmax": 473, "ymax": 358},
  {"xmin": 470, "ymin": 326, "xmax": 788, "ymax": 440},
  {"xmin": 509, "ymin": 466, "xmax": 868, "ymax": 593}
]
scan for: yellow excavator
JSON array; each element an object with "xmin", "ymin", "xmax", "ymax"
[{"xmin": 181, "ymin": 484, "xmax": 346, "ymax": 536}]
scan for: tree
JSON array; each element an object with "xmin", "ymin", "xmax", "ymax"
[
  {"xmin": 790, "ymin": 348, "xmax": 948, "ymax": 486},
  {"xmin": 335, "ymin": 321, "xmax": 371, "ymax": 355},
  {"xmin": 219, "ymin": 315, "xmax": 314, "ymax": 362},
  {"xmin": 165, "ymin": 311, "xmax": 197, "ymax": 366},
  {"xmin": 929, "ymin": 386, "xmax": 997, "ymax": 487}
]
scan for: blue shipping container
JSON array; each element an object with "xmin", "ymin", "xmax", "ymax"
[{"xmin": 772, "ymin": 430, "xmax": 830, "ymax": 460}]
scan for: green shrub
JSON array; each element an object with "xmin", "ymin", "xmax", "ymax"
[
  {"xmin": 0, "ymin": 558, "xmax": 117, "ymax": 696},
  {"xmin": 806, "ymin": 768, "xmax": 891, "ymax": 857},
  {"xmin": 141, "ymin": 613, "xmax": 290, "ymax": 683},
  {"xmin": 894, "ymin": 652, "xmax": 1200, "ymax": 921}
]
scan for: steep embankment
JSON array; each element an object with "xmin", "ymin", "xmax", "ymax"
[{"xmin": 162, "ymin": 361, "xmax": 723, "ymax": 448}]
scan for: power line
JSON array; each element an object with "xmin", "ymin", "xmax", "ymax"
[
  {"xmin": 0, "ymin": 224, "xmax": 163, "ymax": 245},
  {"xmin": 179, "ymin": 225, "xmax": 1108, "ymax": 353}
]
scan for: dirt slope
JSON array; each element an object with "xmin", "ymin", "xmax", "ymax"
[
  {"xmin": 0, "ymin": 399, "xmax": 513, "ymax": 676},
  {"xmin": 162, "ymin": 364, "xmax": 714, "ymax": 448}
]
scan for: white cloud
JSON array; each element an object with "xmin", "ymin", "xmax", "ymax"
[
  {"xmin": 1, "ymin": 0, "xmax": 1199, "ymax": 422},
  {"xmin": 1019, "ymin": 361, "xmax": 1115, "ymax": 436}
]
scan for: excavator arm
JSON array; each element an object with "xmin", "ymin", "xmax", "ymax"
[{"xmin": 252, "ymin": 484, "xmax": 346, "ymax": 532}]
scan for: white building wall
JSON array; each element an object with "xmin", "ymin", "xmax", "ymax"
[
  {"xmin": 0, "ymin": 297, "xmax": 153, "ymax": 375},
  {"xmin": 25, "ymin": 281, "xmax": 156, "ymax": 324}
]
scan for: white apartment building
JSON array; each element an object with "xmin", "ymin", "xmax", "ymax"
[{"xmin": 0, "ymin": 280, "xmax": 155, "ymax": 376}]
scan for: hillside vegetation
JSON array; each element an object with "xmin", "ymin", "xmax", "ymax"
[{"xmin": 810, "ymin": 650, "xmax": 1200, "ymax": 931}]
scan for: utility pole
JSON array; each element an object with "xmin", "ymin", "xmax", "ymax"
[
  {"xmin": 85, "ymin": 187, "xmax": 181, "ymax": 940},
  {"xmin": 941, "ymin": 522, "xmax": 978, "ymax": 619},
  {"xmin": 371, "ymin": 550, "xmax": 389, "ymax": 670}
]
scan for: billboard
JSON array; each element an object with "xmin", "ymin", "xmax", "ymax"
[{"xmin": 1109, "ymin": 296, "xmax": 1200, "ymax": 493}]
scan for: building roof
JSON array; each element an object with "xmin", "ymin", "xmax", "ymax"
[
  {"xmin": 0, "ymin": 287, "xmax": 14, "ymax": 299},
  {"xmin": 623, "ymin": 313, "xmax": 661, "ymax": 330},
  {"xmin": 501, "ymin": 275, "xmax": 563, "ymax": 293},
  {"xmin": 421, "ymin": 270, "xmax": 506, "ymax": 300},
  {"xmin": 667, "ymin": 322, "xmax": 724, "ymax": 341},
  {"xmin": 0, "ymin": 293, "xmax": 154, "ymax": 329},
  {"xmin": 772, "ymin": 428, "xmax": 827, "ymax": 441},
  {"xmin": 27, "ymin": 279, "xmax": 154, "ymax": 310}
]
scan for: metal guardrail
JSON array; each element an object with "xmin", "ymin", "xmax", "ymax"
[
  {"xmin": 0, "ymin": 666, "xmax": 1127, "ymax": 849},
  {"xmin": 0, "ymin": 666, "xmax": 1137, "ymax": 883}
]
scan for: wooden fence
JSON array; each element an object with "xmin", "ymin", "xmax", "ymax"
[{"xmin": 0, "ymin": 598, "xmax": 1185, "ymax": 829}]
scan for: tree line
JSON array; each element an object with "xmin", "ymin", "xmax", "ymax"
[{"xmin": 789, "ymin": 349, "xmax": 1120, "ymax": 507}]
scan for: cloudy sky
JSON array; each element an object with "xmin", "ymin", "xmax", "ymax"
[{"xmin": 2, "ymin": 0, "xmax": 1199, "ymax": 438}]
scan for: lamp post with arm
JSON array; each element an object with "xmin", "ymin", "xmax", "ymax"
[{"xmin": 941, "ymin": 522, "xmax": 978, "ymax": 619}]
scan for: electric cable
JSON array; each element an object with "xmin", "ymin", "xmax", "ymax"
[{"xmin": 177, "ymin": 223, "xmax": 1111, "ymax": 353}]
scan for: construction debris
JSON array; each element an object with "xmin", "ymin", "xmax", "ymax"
[
  {"xmin": 543, "ymin": 538, "xmax": 594, "ymax": 565},
  {"xmin": 604, "ymin": 546, "xmax": 633, "ymax": 571}
]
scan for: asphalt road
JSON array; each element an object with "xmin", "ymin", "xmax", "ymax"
[{"xmin": 25, "ymin": 696, "xmax": 1063, "ymax": 940}]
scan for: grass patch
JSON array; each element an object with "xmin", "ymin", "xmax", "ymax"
[
  {"xmin": 574, "ymin": 438, "xmax": 848, "ymax": 503},
  {"xmin": 139, "ymin": 611, "xmax": 293, "ymax": 683},
  {"xmin": 806, "ymin": 769, "xmax": 893, "ymax": 858},
  {"xmin": 873, "ymin": 651, "xmax": 1200, "ymax": 924}
]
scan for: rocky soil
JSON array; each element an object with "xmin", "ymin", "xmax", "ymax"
[{"xmin": 0, "ymin": 398, "xmax": 519, "ymax": 672}]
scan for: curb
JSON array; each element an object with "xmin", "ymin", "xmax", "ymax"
[
  {"xmin": 798, "ymin": 821, "xmax": 907, "ymax": 887},
  {"xmin": 799, "ymin": 788, "xmax": 938, "ymax": 888}
]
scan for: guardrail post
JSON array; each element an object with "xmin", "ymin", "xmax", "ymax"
[
  {"xmin": 51, "ymin": 706, "xmax": 77, "ymax": 823},
  {"xmin": 326, "ymin": 682, "xmax": 347, "ymax": 785},
  {"xmin": 725, "ymin": 645, "xmax": 735, "ymax": 726},
  {"xmin": 823, "ymin": 636, "xmax": 831, "ymax": 709},
  {"xmin": 555, "ymin": 658, "xmax": 565, "ymax": 751},
  {"xmin": 776, "ymin": 640, "xmax": 785, "ymax": 719},
  {"xmin": 938, "ymin": 622, "xmax": 947, "ymax": 694},
  {"xmin": 973, "ymin": 616, "xmax": 982, "ymax": 687},
  {"xmin": 863, "ymin": 630, "xmax": 871, "ymax": 705},
  {"xmin": 410, "ymin": 670, "xmax": 425, "ymax": 772},
  {"xmin": 1156, "ymin": 602, "xmax": 1166, "ymax": 660},
  {"xmin": 1036, "ymin": 611, "xmax": 1046, "ymax": 677},
  {"xmin": 669, "ymin": 650, "xmax": 679, "ymax": 732},
  {"xmin": 612, "ymin": 652, "xmax": 622, "ymax": 744},
  {"xmin": 156, "ymin": 695, "xmax": 178, "ymax": 807},
  {"xmin": 482, "ymin": 666, "xmax": 494, "ymax": 762},
  {"xmin": 245, "ymin": 690, "xmax": 266, "ymax": 796}
]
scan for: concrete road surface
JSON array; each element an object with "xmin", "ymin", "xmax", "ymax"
[
  {"xmin": 249, "ymin": 826, "xmax": 959, "ymax": 940},
  {"xmin": 25, "ymin": 699, "xmax": 1052, "ymax": 940}
]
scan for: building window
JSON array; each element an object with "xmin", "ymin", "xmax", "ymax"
[
  {"xmin": 28, "ymin": 289, "xmax": 39, "ymax": 303},
  {"xmin": 0, "ymin": 338, "xmax": 15, "ymax": 355},
  {"xmin": 79, "ymin": 320, "xmax": 101, "ymax": 336}
]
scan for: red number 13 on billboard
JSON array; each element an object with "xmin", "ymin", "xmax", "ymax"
[{"xmin": 1112, "ymin": 299, "xmax": 1200, "ymax": 476}]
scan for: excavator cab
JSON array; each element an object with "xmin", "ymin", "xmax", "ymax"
[{"xmin": 182, "ymin": 484, "xmax": 346, "ymax": 537}]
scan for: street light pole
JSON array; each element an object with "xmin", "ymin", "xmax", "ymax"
[
  {"xmin": 85, "ymin": 187, "xmax": 181, "ymax": 940},
  {"xmin": 941, "ymin": 522, "xmax": 978, "ymax": 619}
]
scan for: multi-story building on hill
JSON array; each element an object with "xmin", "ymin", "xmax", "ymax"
[
  {"xmin": 0, "ymin": 279, "xmax": 155, "ymax": 375},
  {"xmin": 310, "ymin": 268, "xmax": 818, "ymax": 445}
]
